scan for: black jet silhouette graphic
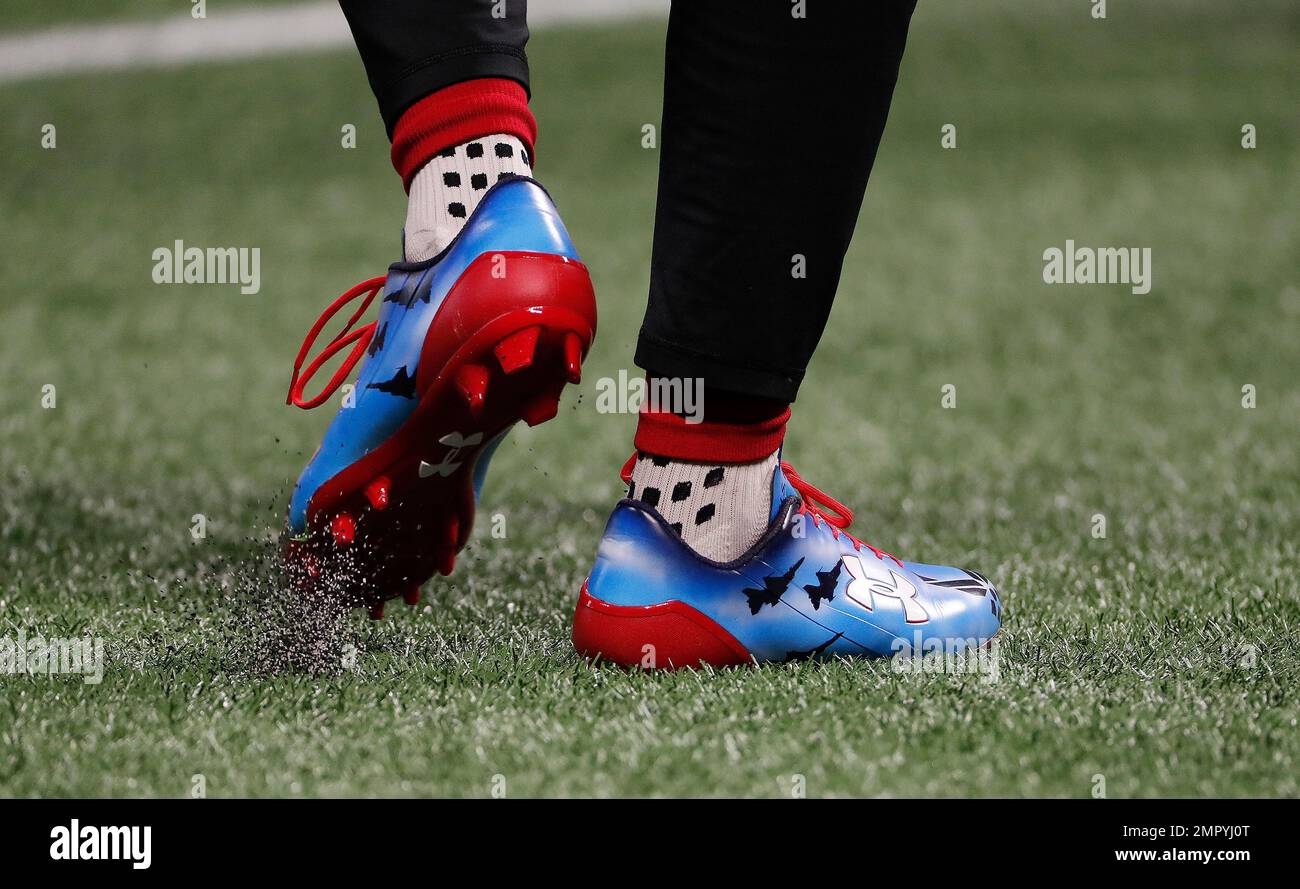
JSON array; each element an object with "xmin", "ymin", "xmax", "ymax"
[
  {"xmin": 367, "ymin": 365, "xmax": 417, "ymax": 399},
  {"xmin": 742, "ymin": 557, "xmax": 804, "ymax": 615},
  {"xmin": 367, "ymin": 321, "xmax": 388, "ymax": 357},
  {"xmin": 784, "ymin": 632, "xmax": 844, "ymax": 663},
  {"xmin": 801, "ymin": 560, "xmax": 842, "ymax": 610}
]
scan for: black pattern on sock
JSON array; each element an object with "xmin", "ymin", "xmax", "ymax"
[
  {"xmin": 406, "ymin": 135, "xmax": 532, "ymax": 262},
  {"xmin": 627, "ymin": 452, "xmax": 779, "ymax": 561}
]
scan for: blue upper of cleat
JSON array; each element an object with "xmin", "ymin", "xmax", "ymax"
[
  {"xmin": 288, "ymin": 177, "xmax": 581, "ymax": 533},
  {"xmin": 586, "ymin": 461, "xmax": 1002, "ymax": 663}
]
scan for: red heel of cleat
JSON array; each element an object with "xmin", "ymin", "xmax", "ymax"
[
  {"xmin": 493, "ymin": 325, "xmax": 541, "ymax": 374},
  {"xmin": 331, "ymin": 512, "xmax": 356, "ymax": 545},
  {"xmin": 562, "ymin": 331, "xmax": 583, "ymax": 384},
  {"xmin": 402, "ymin": 586, "xmax": 421, "ymax": 606}
]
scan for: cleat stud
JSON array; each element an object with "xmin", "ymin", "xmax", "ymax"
[
  {"xmin": 331, "ymin": 512, "xmax": 356, "ymax": 546},
  {"xmin": 436, "ymin": 550, "xmax": 456, "ymax": 577},
  {"xmin": 454, "ymin": 364, "xmax": 490, "ymax": 416},
  {"xmin": 562, "ymin": 331, "xmax": 583, "ymax": 384},
  {"xmin": 364, "ymin": 477, "xmax": 391, "ymax": 510},
  {"xmin": 402, "ymin": 586, "xmax": 421, "ymax": 606},
  {"xmin": 521, "ymin": 392, "xmax": 560, "ymax": 427},
  {"xmin": 367, "ymin": 601, "xmax": 385, "ymax": 620},
  {"xmin": 444, "ymin": 514, "xmax": 460, "ymax": 549},
  {"xmin": 493, "ymin": 326, "xmax": 541, "ymax": 374}
]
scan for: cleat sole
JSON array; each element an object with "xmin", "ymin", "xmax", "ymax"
[{"xmin": 293, "ymin": 251, "xmax": 596, "ymax": 617}]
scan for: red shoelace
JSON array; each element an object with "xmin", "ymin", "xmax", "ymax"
[
  {"xmin": 286, "ymin": 276, "xmax": 386, "ymax": 409},
  {"xmin": 779, "ymin": 461, "xmax": 901, "ymax": 565},
  {"xmin": 619, "ymin": 454, "xmax": 901, "ymax": 566}
]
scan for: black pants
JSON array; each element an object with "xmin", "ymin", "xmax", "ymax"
[{"xmin": 341, "ymin": 0, "xmax": 917, "ymax": 403}]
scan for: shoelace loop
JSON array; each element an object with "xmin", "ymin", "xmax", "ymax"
[
  {"xmin": 287, "ymin": 276, "xmax": 386, "ymax": 409},
  {"xmin": 781, "ymin": 461, "xmax": 902, "ymax": 566}
]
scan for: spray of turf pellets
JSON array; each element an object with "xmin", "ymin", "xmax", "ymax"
[{"xmin": 169, "ymin": 507, "xmax": 372, "ymax": 677}]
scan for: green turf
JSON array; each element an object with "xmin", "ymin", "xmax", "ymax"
[
  {"xmin": 5, "ymin": 1, "xmax": 299, "ymax": 32},
  {"xmin": 1, "ymin": 1, "xmax": 1297, "ymax": 798}
]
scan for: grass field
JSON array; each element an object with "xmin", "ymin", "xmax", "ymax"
[{"xmin": 1, "ymin": 1, "xmax": 1297, "ymax": 797}]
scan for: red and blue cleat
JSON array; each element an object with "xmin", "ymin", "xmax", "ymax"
[
  {"xmin": 284, "ymin": 177, "xmax": 596, "ymax": 616},
  {"xmin": 573, "ymin": 458, "xmax": 1001, "ymax": 668}
]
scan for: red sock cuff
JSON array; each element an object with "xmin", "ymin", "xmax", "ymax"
[
  {"xmin": 390, "ymin": 78, "xmax": 537, "ymax": 192},
  {"xmin": 634, "ymin": 407, "xmax": 791, "ymax": 463}
]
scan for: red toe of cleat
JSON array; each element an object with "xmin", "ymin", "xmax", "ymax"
[
  {"xmin": 331, "ymin": 512, "xmax": 356, "ymax": 546},
  {"xmin": 455, "ymin": 363, "xmax": 490, "ymax": 416},
  {"xmin": 562, "ymin": 331, "xmax": 583, "ymax": 384},
  {"xmin": 493, "ymin": 325, "xmax": 541, "ymax": 374}
]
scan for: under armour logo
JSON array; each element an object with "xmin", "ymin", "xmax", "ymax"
[
  {"xmin": 418, "ymin": 431, "xmax": 483, "ymax": 478},
  {"xmin": 842, "ymin": 554, "xmax": 929, "ymax": 624}
]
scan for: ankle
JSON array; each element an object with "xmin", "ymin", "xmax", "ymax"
[
  {"xmin": 404, "ymin": 134, "xmax": 532, "ymax": 261},
  {"xmin": 627, "ymin": 386, "xmax": 790, "ymax": 562},
  {"xmin": 390, "ymin": 79, "xmax": 537, "ymax": 262}
]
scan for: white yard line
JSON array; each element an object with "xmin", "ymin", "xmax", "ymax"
[{"xmin": 0, "ymin": 0, "xmax": 668, "ymax": 84}]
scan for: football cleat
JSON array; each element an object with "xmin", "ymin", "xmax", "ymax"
[
  {"xmin": 284, "ymin": 177, "xmax": 597, "ymax": 614},
  {"xmin": 573, "ymin": 457, "xmax": 1001, "ymax": 668}
]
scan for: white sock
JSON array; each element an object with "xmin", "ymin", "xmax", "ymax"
[
  {"xmin": 628, "ymin": 451, "xmax": 778, "ymax": 562},
  {"xmin": 404, "ymin": 134, "xmax": 532, "ymax": 262}
]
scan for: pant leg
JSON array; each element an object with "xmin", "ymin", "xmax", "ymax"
[
  {"xmin": 339, "ymin": 0, "xmax": 531, "ymax": 136},
  {"xmin": 635, "ymin": 0, "xmax": 918, "ymax": 403}
]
